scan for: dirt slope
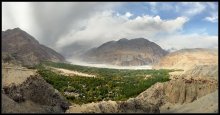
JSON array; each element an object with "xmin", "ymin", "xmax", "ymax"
[
  {"xmin": 153, "ymin": 48, "xmax": 217, "ymax": 70},
  {"xmin": 160, "ymin": 90, "xmax": 218, "ymax": 113}
]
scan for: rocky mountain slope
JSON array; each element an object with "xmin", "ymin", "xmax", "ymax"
[
  {"xmin": 2, "ymin": 64, "xmax": 70, "ymax": 113},
  {"xmin": 82, "ymin": 38, "xmax": 168, "ymax": 66},
  {"xmin": 2, "ymin": 28, "xmax": 65, "ymax": 67},
  {"xmin": 153, "ymin": 48, "xmax": 218, "ymax": 70}
]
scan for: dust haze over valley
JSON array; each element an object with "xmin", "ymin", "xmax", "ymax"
[{"xmin": 2, "ymin": 2, "xmax": 219, "ymax": 113}]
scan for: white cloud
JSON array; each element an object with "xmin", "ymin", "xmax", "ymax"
[
  {"xmin": 147, "ymin": 2, "xmax": 206, "ymax": 16},
  {"xmin": 125, "ymin": 12, "xmax": 133, "ymax": 18},
  {"xmin": 157, "ymin": 33, "xmax": 218, "ymax": 50},
  {"xmin": 204, "ymin": 7, "xmax": 218, "ymax": 23},
  {"xmin": 55, "ymin": 11, "xmax": 189, "ymax": 50},
  {"xmin": 146, "ymin": 2, "xmax": 218, "ymax": 24},
  {"xmin": 205, "ymin": 2, "xmax": 218, "ymax": 23},
  {"xmin": 179, "ymin": 2, "xmax": 206, "ymax": 17},
  {"xmin": 205, "ymin": 16, "xmax": 218, "ymax": 23}
]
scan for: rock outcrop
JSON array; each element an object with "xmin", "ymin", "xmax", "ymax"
[
  {"xmin": 66, "ymin": 99, "xmax": 159, "ymax": 113},
  {"xmin": 2, "ymin": 66, "xmax": 70, "ymax": 113},
  {"xmin": 134, "ymin": 66, "xmax": 218, "ymax": 113},
  {"xmin": 182, "ymin": 65, "xmax": 218, "ymax": 80},
  {"xmin": 2, "ymin": 63, "xmax": 37, "ymax": 87},
  {"xmin": 2, "ymin": 93, "xmax": 48, "ymax": 113},
  {"xmin": 2, "ymin": 28, "xmax": 65, "ymax": 67},
  {"xmin": 82, "ymin": 38, "xmax": 168, "ymax": 66},
  {"xmin": 135, "ymin": 76, "xmax": 218, "ymax": 104},
  {"xmin": 160, "ymin": 90, "xmax": 218, "ymax": 113}
]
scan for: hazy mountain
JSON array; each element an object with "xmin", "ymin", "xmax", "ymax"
[
  {"xmin": 153, "ymin": 48, "xmax": 218, "ymax": 70},
  {"xmin": 166, "ymin": 47, "xmax": 178, "ymax": 53},
  {"xmin": 2, "ymin": 28, "xmax": 65, "ymax": 67},
  {"xmin": 82, "ymin": 38, "xmax": 168, "ymax": 66}
]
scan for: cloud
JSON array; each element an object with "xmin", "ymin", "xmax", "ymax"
[
  {"xmin": 125, "ymin": 12, "xmax": 133, "ymax": 18},
  {"xmin": 179, "ymin": 2, "xmax": 206, "ymax": 17},
  {"xmin": 204, "ymin": 3, "xmax": 218, "ymax": 23},
  {"xmin": 55, "ymin": 11, "xmax": 189, "ymax": 51},
  {"xmin": 204, "ymin": 2, "xmax": 218, "ymax": 23},
  {"xmin": 157, "ymin": 33, "xmax": 218, "ymax": 50},
  {"xmin": 146, "ymin": 2, "xmax": 217, "ymax": 19},
  {"xmin": 2, "ymin": 2, "xmax": 41, "ymax": 37},
  {"xmin": 2, "ymin": 2, "xmax": 123, "ymax": 48},
  {"xmin": 204, "ymin": 15, "xmax": 218, "ymax": 23}
]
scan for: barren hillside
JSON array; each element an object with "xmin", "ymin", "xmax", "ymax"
[{"xmin": 153, "ymin": 48, "xmax": 218, "ymax": 70}]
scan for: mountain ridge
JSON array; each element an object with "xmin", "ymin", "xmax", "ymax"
[
  {"xmin": 82, "ymin": 38, "xmax": 168, "ymax": 66},
  {"xmin": 2, "ymin": 28, "xmax": 66, "ymax": 67}
]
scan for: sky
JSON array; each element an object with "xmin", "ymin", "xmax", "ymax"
[{"xmin": 2, "ymin": 2, "xmax": 218, "ymax": 59}]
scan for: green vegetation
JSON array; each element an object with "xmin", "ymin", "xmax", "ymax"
[{"xmin": 36, "ymin": 61, "xmax": 172, "ymax": 104}]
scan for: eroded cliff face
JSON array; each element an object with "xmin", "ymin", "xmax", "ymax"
[
  {"xmin": 66, "ymin": 98, "xmax": 159, "ymax": 113},
  {"xmin": 160, "ymin": 90, "xmax": 218, "ymax": 113},
  {"xmin": 2, "ymin": 65, "xmax": 70, "ymax": 113},
  {"xmin": 135, "ymin": 64, "xmax": 218, "ymax": 113},
  {"xmin": 82, "ymin": 38, "xmax": 168, "ymax": 66}
]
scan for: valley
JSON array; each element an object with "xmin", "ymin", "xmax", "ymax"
[
  {"xmin": 1, "ymin": 27, "xmax": 218, "ymax": 113},
  {"xmin": 37, "ymin": 61, "xmax": 171, "ymax": 104}
]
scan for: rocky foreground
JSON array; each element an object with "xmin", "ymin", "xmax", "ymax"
[
  {"xmin": 1, "ymin": 62, "xmax": 218, "ymax": 113},
  {"xmin": 2, "ymin": 64, "xmax": 70, "ymax": 113},
  {"xmin": 66, "ymin": 73, "xmax": 218, "ymax": 113}
]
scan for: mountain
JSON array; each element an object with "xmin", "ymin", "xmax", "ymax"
[
  {"xmin": 2, "ymin": 28, "xmax": 65, "ymax": 67},
  {"xmin": 82, "ymin": 38, "xmax": 168, "ymax": 66},
  {"xmin": 153, "ymin": 48, "xmax": 218, "ymax": 70}
]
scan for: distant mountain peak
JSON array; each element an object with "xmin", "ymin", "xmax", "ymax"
[
  {"xmin": 82, "ymin": 38, "xmax": 168, "ymax": 66},
  {"xmin": 118, "ymin": 38, "xmax": 128, "ymax": 42},
  {"xmin": 3, "ymin": 27, "xmax": 22, "ymax": 33},
  {"xmin": 3, "ymin": 27, "xmax": 40, "ymax": 45},
  {"xmin": 13, "ymin": 27, "xmax": 22, "ymax": 30},
  {"xmin": 2, "ymin": 28, "xmax": 65, "ymax": 67},
  {"xmin": 133, "ymin": 37, "xmax": 146, "ymax": 40}
]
